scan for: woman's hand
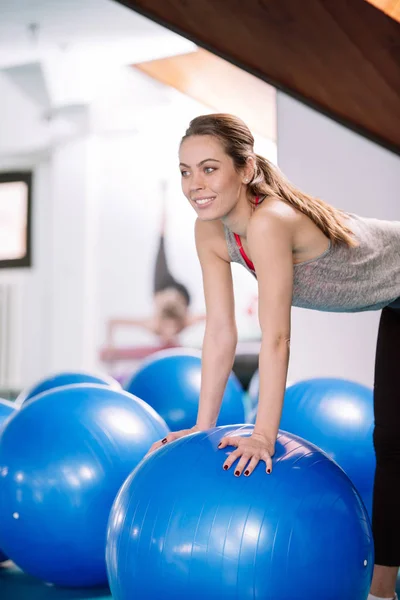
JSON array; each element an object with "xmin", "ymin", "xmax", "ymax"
[
  {"xmin": 218, "ymin": 432, "xmax": 275, "ymax": 476},
  {"xmin": 146, "ymin": 425, "xmax": 200, "ymax": 456}
]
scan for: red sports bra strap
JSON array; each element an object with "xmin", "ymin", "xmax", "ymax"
[{"xmin": 233, "ymin": 197, "xmax": 259, "ymax": 272}]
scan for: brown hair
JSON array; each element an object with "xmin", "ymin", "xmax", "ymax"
[{"xmin": 181, "ymin": 114, "xmax": 358, "ymax": 247}]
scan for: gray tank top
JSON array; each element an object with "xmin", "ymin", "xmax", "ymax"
[{"xmin": 224, "ymin": 212, "xmax": 400, "ymax": 313}]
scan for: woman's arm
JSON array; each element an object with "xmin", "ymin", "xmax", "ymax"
[
  {"xmin": 146, "ymin": 219, "xmax": 238, "ymax": 455},
  {"xmin": 219, "ymin": 205, "xmax": 293, "ymax": 476},
  {"xmin": 195, "ymin": 218, "xmax": 238, "ymax": 430},
  {"xmin": 247, "ymin": 208, "xmax": 293, "ymax": 445}
]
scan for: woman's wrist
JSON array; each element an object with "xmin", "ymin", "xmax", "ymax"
[
  {"xmin": 195, "ymin": 420, "xmax": 216, "ymax": 431},
  {"xmin": 252, "ymin": 429, "xmax": 276, "ymax": 447}
]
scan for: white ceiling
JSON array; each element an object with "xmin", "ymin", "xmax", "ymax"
[
  {"xmin": 0, "ymin": 0, "xmax": 196, "ymax": 107},
  {"xmin": 0, "ymin": 0, "xmax": 184, "ymax": 51}
]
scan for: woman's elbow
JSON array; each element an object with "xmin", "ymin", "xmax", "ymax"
[{"xmin": 261, "ymin": 331, "xmax": 291, "ymax": 352}]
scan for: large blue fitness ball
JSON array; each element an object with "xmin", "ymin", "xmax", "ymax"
[
  {"xmin": 124, "ymin": 349, "xmax": 245, "ymax": 430},
  {"xmin": 16, "ymin": 370, "xmax": 120, "ymax": 405},
  {"xmin": 0, "ymin": 399, "xmax": 16, "ymax": 564},
  {"xmin": 280, "ymin": 378, "xmax": 375, "ymax": 516},
  {"xmin": 0, "ymin": 384, "xmax": 169, "ymax": 587},
  {"xmin": 106, "ymin": 426, "xmax": 373, "ymax": 600}
]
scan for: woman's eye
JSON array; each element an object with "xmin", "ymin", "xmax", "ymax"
[
  {"xmin": 180, "ymin": 170, "xmax": 190, "ymax": 177},
  {"xmin": 204, "ymin": 167, "xmax": 215, "ymax": 174}
]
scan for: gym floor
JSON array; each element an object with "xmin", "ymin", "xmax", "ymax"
[{"xmin": 1, "ymin": 562, "xmax": 111, "ymax": 600}]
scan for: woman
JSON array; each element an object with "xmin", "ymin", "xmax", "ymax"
[{"xmin": 148, "ymin": 114, "xmax": 400, "ymax": 600}]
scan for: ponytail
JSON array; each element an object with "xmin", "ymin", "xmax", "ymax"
[{"xmin": 249, "ymin": 155, "xmax": 358, "ymax": 248}]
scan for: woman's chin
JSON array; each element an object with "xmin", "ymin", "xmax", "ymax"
[{"xmin": 196, "ymin": 207, "xmax": 223, "ymax": 221}]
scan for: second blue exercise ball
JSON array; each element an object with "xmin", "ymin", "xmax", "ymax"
[
  {"xmin": 280, "ymin": 378, "xmax": 375, "ymax": 516},
  {"xmin": 124, "ymin": 349, "xmax": 245, "ymax": 430},
  {"xmin": 16, "ymin": 370, "xmax": 121, "ymax": 405},
  {"xmin": 0, "ymin": 398, "xmax": 16, "ymax": 564},
  {"xmin": 0, "ymin": 398, "xmax": 16, "ymax": 426},
  {"xmin": 0, "ymin": 383, "xmax": 169, "ymax": 587},
  {"xmin": 246, "ymin": 370, "xmax": 293, "ymax": 424},
  {"xmin": 107, "ymin": 425, "xmax": 373, "ymax": 600}
]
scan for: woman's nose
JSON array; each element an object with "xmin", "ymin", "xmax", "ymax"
[{"xmin": 190, "ymin": 172, "xmax": 205, "ymax": 192}]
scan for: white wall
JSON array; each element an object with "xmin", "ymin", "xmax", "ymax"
[
  {"xmin": 47, "ymin": 136, "xmax": 101, "ymax": 373},
  {"xmin": 0, "ymin": 72, "xmax": 53, "ymax": 389},
  {"xmin": 277, "ymin": 92, "xmax": 400, "ymax": 387},
  {"xmin": 0, "ymin": 158, "xmax": 51, "ymax": 390}
]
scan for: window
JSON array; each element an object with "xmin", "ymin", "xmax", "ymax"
[{"xmin": 0, "ymin": 172, "xmax": 32, "ymax": 269}]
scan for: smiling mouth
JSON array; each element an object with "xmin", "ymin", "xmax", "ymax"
[{"xmin": 193, "ymin": 196, "xmax": 216, "ymax": 208}]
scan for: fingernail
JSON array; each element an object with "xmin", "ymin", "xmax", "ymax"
[
  {"xmin": 235, "ymin": 470, "xmax": 240, "ymax": 477},
  {"xmin": 244, "ymin": 470, "xmax": 249, "ymax": 476},
  {"xmin": 223, "ymin": 465, "xmax": 229, "ymax": 470},
  {"xmin": 267, "ymin": 469, "xmax": 271, "ymax": 474},
  {"xmin": 217, "ymin": 443, "xmax": 222, "ymax": 448},
  {"xmin": 161, "ymin": 438, "xmax": 167, "ymax": 444}
]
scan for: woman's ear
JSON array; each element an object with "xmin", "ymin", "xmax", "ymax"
[{"xmin": 243, "ymin": 156, "xmax": 256, "ymax": 184}]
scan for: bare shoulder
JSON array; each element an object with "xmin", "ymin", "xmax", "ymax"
[
  {"xmin": 194, "ymin": 218, "xmax": 230, "ymax": 262},
  {"xmin": 248, "ymin": 198, "xmax": 296, "ymax": 241}
]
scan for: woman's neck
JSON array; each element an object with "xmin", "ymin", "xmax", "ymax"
[{"xmin": 221, "ymin": 194, "xmax": 259, "ymax": 238}]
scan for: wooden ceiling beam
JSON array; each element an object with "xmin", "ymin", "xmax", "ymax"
[
  {"xmin": 366, "ymin": 0, "xmax": 400, "ymax": 23},
  {"xmin": 116, "ymin": 0, "xmax": 400, "ymax": 155}
]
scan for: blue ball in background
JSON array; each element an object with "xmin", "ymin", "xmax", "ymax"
[
  {"xmin": 107, "ymin": 425, "xmax": 373, "ymax": 600},
  {"xmin": 0, "ymin": 398, "xmax": 17, "ymax": 564},
  {"xmin": 243, "ymin": 369, "xmax": 260, "ymax": 423},
  {"xmin": 280, "ymin": 378, "xmax": 375, "ymax": 517},
  {"xmin": 245, "ymin": 370, "xmax": 293, "ymax": 424},
  {"xmin": 0, "ymin": 398, "xmax": 16, "ymax": 426},
  {"xmin": 124, "ymin": 349, "xmax": 245, "ymax": 430},
  {"xmin": 16, "ymin": 370, "xmax": 121, "ymax": 405},
  {"xmin": 0, "ymin": 383, "xmax": 169, "ymax": 587}
]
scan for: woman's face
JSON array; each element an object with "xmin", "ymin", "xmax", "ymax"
[{"xmin": 179, "ymin": 135, "xmax": 245, "ymax": 221}]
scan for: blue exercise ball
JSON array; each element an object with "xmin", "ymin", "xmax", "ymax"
[
  {"xmin": 280, "ymin": 378, "xmax": 375, "ymax": 517},
  {"xmin": 0, "ymin": 398, "xmax": 16, "ymax": 426},
  {"xmin": 124, "ymin": 349, "xmax": 245, "ymax": 430},
  {"xmin": 107, "ymin": 425, "xmax": 373, "ymax": 600},
  {"xmin": 0, "ymin": 399, "xmax": 16, "ymax": 564},
  {"xmin": 246, "ymin": 371, "xmax": 293, "ymax": 423},
  {"xmin": 242, "ymin": 370, "xmax": 259, "ymax": 422},
  {"xmin": 16, "ymin": 370, "xmax": 121, "ymax": 405},
  {"xmin": 0, "ymin": 383, "xmax": 169, "ymax": 587}
]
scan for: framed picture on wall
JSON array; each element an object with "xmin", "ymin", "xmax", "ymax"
[{"xmin": 0, "ymin": 171, "xmax": 32, "ymax": 269}]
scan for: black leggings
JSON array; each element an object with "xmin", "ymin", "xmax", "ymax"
[
  {"xmin": 372, "ymin": 301, "xmax": 400, "ymax": 566},
  {"xmin": 153, "ymin": 235, "xmax": 190, "ymax": 305}
]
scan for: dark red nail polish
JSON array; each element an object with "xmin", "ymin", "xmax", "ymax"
[
  {"xmin": 267, "ymin": 469, "xmax": 271, "ymax": 474},
  {"xmin": 223, "ymin": 465, "xmax": 228, "ymax": 470},
  {"xmin": 244, "ymin": 470, "xmax": 249, "ymax": 476},
  {"xmin": 161, "ymin": 438, "xmax": 167, "ymax": 444},
  {"xmin": 235, "ymin": 470, "xmax": 240, "ymax": 476},
  {"xmin": 218, "ymin": 443, "xmax": 222, "ymax": 448}
]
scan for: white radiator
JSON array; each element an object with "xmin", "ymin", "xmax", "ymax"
[{"xmin": 0, "ymin": 281, "xmax": 22, "ymax": 390}]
